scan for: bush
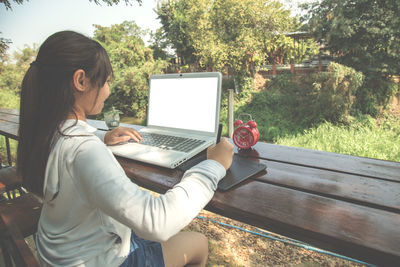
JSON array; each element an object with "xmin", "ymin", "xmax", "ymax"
[
  {"xmin": 314, "ymin": 62, "xmax": 364, "ymax": 122},
  {"xmin": 220, "ymin": 63, "xmax": 364, "ymax": 142},
  {"xmin": 275, "ymin": 62, "xmax": 364, "ymax": 126},
  {"xmin": 0, "ymin": 89, "xmax": 20, "ymax": 109},
  {"xmin": 355, "ymin": 75, "xmax": 399, "ymax": 116}
]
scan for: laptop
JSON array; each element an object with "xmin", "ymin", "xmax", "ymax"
[{"xmin": 108, "ymin": 72, "xmax": 222, "ymax": 168}]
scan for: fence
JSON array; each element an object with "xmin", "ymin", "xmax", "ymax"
[{"xmin": 258, "ymin": 60, "xmax": 331, "ymax": 76}]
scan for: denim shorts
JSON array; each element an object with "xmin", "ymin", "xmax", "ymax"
[{"xmin": 119, "ymin": 231, "xmax": 165, "ymax": 267}]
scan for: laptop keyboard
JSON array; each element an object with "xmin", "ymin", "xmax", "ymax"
[{"xmin": 139, "ymin": 132, "xmax": 206, "ymax": 153}]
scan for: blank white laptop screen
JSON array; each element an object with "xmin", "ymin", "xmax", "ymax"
[{"xmin": 148, "ymin": 77, "xmax": 219, "ymax": 133}]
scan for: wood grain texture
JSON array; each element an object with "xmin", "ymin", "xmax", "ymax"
[
  {"xmin": 208, "ymin": 181, "xmax": 400, "ymax": 266},
  {"xmin": 0, "ymin": 112, "xmax": 19, "ymax": 124},
  {"xmin": 0, "ymin": 211, "xmax": 40, "ymax": 267},
  {"xmin": 0, "ymin": 120, "xmax": 19, "ymax": 140},
  {"xmin": 252, "ymin": 158, "xmax": 400, "ymax": 212},
  {"xmin": 236, "ymin": 143, "xmax": 400, "ymax": 182},
  {"xmin": 0, "ymin": 193, "xmax": 42, "ymax": 238},
  {"xmin": 117, "ymin": 156, "xmax": 400, "ymax": 266},
  {"xmin": 0, "ymin": 108, "xmax": 19, "ymax": 116}
]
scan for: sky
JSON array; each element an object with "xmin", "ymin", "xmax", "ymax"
[
  {"xmin": 0, "ymin": 0, "xmax": 312, "ymax": 55},
  {"xmin": 0, "ymin": 0, "xmax": 161, "ymax": 54}
]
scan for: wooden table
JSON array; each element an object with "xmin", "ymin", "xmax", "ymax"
[
  {"xmin": 1, "ymin": 108, "xmax": 399, "ymax": 266},
  {"xmin": 0, "ymin": 108, "xmax": 19, "ymax": 166}
]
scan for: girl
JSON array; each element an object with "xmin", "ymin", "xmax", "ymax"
[{"xmin": 17, "ymin": 31, "xmax": 234, "ymax": 267}]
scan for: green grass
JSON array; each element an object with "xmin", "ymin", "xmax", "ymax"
[
  {"xmin": 0, "ymin": 89, "xmax": 20, "ymax": 109},
  {"xmin": 120, "ymin": 116, "xmax": 145, "ymax": 125},
  {"xmin": 275, "ymin": 115, "xmax": 400, "ymax": 162},
  {"xmin": 0, "ymin": 135, "xmax": 18, "ymax": 165}
]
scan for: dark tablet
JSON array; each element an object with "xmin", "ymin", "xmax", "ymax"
[{"xmin": 178, "ymin": 154, "xmax": 267, "ymax": 191}]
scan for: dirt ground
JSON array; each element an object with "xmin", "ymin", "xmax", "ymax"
[
  {"xmin": 17, "ymin": 209, "xmax": 366, "ymax": 267},
  {"xmin": 18, "ymin": 211, "xmax": 366, "ymax": 267},
  {"xmin": 18, "ymin": 189, "xmax": 367, "ymax": 267},
  {"xmin": 184, "ymin": 210, "xmax": 366, "ymax": 267}
]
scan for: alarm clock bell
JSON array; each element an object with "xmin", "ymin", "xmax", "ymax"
[{"xmin": 232, "ymin": 113, "xmax": 260, "ymax": 149}]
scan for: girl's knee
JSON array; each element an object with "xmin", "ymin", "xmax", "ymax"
[
  {"xmin": 192, "ymin": 232, "xmax": 208, "ymax": 265},
  {"xmin": 162, "ymin": 231, "xmax": 209, "ymax": 267},
  {"xmin": 198, "ymin": 233, "xmax": 208, "ymax": 252}
]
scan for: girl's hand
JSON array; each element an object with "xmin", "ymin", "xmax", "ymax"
[
  {"xmin": 104, "ymin": 127, "xmax": 142, "ymax": 145},
  {"xmin": 207, "ymin": 137, "xmax": 234, "ymax": 170}
]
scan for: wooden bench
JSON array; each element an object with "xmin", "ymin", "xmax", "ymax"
[
  {"xmin": 0, "ymin": 167, "xmax": 42, "ymax": 266},
  {"xmin": 0, "ymin": 205, "xmax": 40, "ymax": 267},
  {"xmin": 0, "ymin": 167, "xmax": 23, "ymax": 199},
  {"xmin": 0, "ymin": 192, "xmax": 42, "ymax": 266}
]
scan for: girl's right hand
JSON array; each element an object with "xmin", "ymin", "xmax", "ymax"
[{"xmin": 207, "ymin": 137, "xmax": 234, "ymax": 170}]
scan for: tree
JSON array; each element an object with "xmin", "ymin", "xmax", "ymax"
[
  {"xmin": 302, "ymin": 0, "xmax": 400, "ymax": 114},
  {"xmin": 0, "ymin": 32, "xmax": 11, "ymax": 61},
  {"xmin": 148, "ymin": 28, "xmax": 173, "ymax": 61},
  {"xmin": 156, "ymin": 0, "xmax": 313, "ymax": 77},
  {"xmin": 156, "ymin": 0, "xmax": 199, "ymax": 66},
  {"xmin": 93, "ymin": 21, "xmax": 169, "ymax": 118},
  {"xmin": 0, "ymin": 0, "xmax": 24, "ymax": 10},
  {"xmin": 0, "ymin": 44, "xmax": 37, "ymax": 93}
]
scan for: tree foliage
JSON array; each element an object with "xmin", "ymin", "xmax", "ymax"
[
  {"xmin": 0, "ymin": 0, "xmax": 24, "ymax": 10},
  {"xmin": 302, "ymin": 0, "xmax": 400, "ymax": 114},
  {"xmin": 93, "ymin": 21, "xmax": 169, "ymax": 118},
  {"xmin": 148, "ymin": 28, "xmax": 173, "ymax": 61},
  {"xmin": 303, "ymin": 0, "xmax": 400, "ymax": 76},
  {"xmin": 156, "ymin": 0, "xmax": 198, "ymax": 65},
  {"xmin": 156, "ymin": 0, "xmax": 313, "ymax": 77},
  {"xmin": 0, "ymin": 44, "xmax": 37, "ymax": 93},
  {"xmin": 0, "ymin": 33, "xmax": 11, "ymax": 61}
]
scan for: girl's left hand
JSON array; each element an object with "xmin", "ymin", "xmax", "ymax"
[{"xmin": 104, "ymin": 127, "xmax": 142, "ymax": 145}]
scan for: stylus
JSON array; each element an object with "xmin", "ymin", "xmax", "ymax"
[{"xmin": 216, "ymin": 123, "xmax": 222, "ymax": 143}]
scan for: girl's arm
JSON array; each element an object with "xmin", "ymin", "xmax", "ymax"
[{"xmin": 72, "ymin": 138, "xmax": 225, "ymax": 242}]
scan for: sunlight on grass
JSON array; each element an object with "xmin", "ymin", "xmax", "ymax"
[
  {"xmin": 0, "ymin": 136, "xmax": 18, "ymax": 165},
  {"xmin": 120, "ymin": 116, "xmax": 145, "ymax": 125},
  {"xmin": 276, "ymin": 115, "xmax": 400, "ymax": 162}
]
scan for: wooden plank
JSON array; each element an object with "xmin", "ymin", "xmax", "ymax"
[
  {"xmin": 208, "ymin": 181, "xmax": 400, "ymax": 266},
  {"xmin": 236, "ymin": 142, "xmax": 400, "ymax": 182},
  {"xmin": 0, "ymin": 193, "xmax": 42, "ymax": 237},
  {"xmin": 0, "ymin": 213, "xmax": 40, "ymax": 267},
  {"xmin": 0, "ymin": 112, "xmax": 19, "ymax": 123},
  {"xmin": 118, "ymin": 157, "xmax": 400, "ymax": 265},
  {"xmin": 0, "ymin": 121, "xmax": 19, "ymax": 140},
  {"xmin": 0, "ymin": 108, "xmax": 19, "ymax": 116},
  {"xmin": 117, "ymin": 156, "xmax": 181, "ymax": 193},
  {"xmin": 252, "ymin": 158, "xmax": 400, "ymax": 212},
  {"xmin": 123, "ymin": 150, "xmax": 400, "ymax": 213},
  {"xmin": 119, "ymin": 152, "xmax": 400, "ymax": 213}
]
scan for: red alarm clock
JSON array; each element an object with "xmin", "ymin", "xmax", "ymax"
[{"xmin": 232, "ymin": 113, "xmax": 259, "ymax": 149}]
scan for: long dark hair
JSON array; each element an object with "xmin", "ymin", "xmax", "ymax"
[{"xmin": 17, "ymin": 31, "xmax": 113, "ymax": 197}]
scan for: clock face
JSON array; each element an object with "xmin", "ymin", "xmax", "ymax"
[{"xmin": 233, "ymin": 127, "xmax": 254, "ymax": 149}]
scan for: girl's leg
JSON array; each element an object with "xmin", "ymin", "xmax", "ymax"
[{"xmin": 161, "ymin": 231, "xmax": 208, "ymax": 267}]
